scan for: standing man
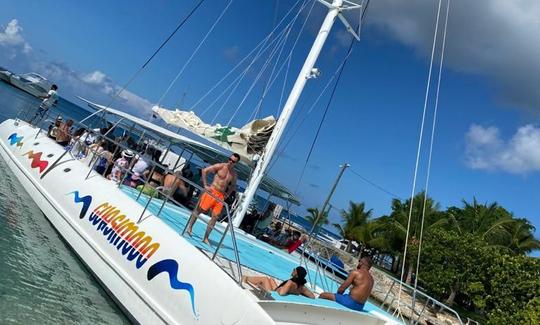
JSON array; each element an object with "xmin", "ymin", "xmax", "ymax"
[
  {"xmin": 29, "ymin": 84, "xmax": 59, "ymax": 125},
  {"xmin": 319, "ymin": 257, "xmax": 374, "ymax": 312},
  {"xmin": 185, "ymin": 153, "xmax": 239, "ymax": 245}
]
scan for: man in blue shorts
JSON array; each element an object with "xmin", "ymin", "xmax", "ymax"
[{"xmin": 319, "ymin": 257, "xmax": 374, "ymax": 311}]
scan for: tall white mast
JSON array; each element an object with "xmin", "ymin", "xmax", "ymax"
[{"xmin": 233, "ymin": 0, "xmax": 362, "ymax": 227}]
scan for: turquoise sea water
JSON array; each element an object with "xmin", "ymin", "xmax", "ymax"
[{"xmin": 0, "ymin": 82, "xmax": 128, "ymax": 324}]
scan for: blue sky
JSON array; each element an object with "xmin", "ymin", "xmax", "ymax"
[{"xmin": 1, "ymin": 0, "xmax": 539, "ymax": 252}]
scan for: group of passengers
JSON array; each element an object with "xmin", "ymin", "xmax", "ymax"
[
  {"xmin": 256, "ymin": 222, "xmax": 307, "ymax": 254},
  {"xmin": 243, "ymin": 257, "xmax": 374, "ymax": 313},
  {"xmin": 46, "ymin": 115, "xmax": 196, "ymax": 206}
]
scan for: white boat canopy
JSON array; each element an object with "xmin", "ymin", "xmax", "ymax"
[
  {"xmin": 151, "ymin": 106, "xmax": 276, "ymax": 162},
  {"xmin": 78, "ymin": 97, "xmax": 299, "ymax": 205}
]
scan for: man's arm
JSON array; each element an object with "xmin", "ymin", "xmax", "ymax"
[
  {"xmin": 226, "ymin": 173, "xmax": 237, "ymax": 197},
  {"xmin": 337, "ymin": 271, "xmax": 357, "ymax": 294}
]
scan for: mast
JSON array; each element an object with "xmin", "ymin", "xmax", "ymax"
[{"xmin": 233, "ymin": 0, "xmax": 360, "ymax": 227}]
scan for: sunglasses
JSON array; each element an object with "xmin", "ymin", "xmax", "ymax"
[{"xmin": 228, "ymin": 158, "xmax": 238, "ymax": 163}]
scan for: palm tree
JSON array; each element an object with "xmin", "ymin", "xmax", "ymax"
[
  {"xmin": 333, "ymin": 201, "xmax": 372, "ymax": 253},
  {"xmin": 444, "ymin": 198, "xmax": 539, "ymax": 253},
  {"xmin": 374, "ymin": 192, "xmax": 442, "ymax": 283},
  {"xmin": 435, "ymin": 199, "xmax": 540, "ymax": 305},
  {"xmin": 304, "ymin": 207, "xmax": 329, "ymax": 234},
  {"xmin": 503, "ymin": 218, "xmax": 540, "ymax": 254}
]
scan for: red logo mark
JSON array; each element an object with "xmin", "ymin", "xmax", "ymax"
[{"xmin": 23, "ymin": 150, "xmax": 49, "ymax": 173}]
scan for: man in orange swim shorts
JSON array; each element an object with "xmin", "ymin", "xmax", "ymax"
[{"xmin": 185, "ymin": 153, "xmax": 239, "ymax": 245}]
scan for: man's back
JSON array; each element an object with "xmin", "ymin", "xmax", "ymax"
[{"xmin": 349, "ymin": 269, "xmax": 374, "ymax": 304}]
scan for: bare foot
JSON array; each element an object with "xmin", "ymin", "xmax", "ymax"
[
  {"xmin": 185, "ymin": 229, "xmax": 192, "ymax": 237},
  {"xmin": 203, "ymin": 238, "xmax": 211, "ymax": 246}
]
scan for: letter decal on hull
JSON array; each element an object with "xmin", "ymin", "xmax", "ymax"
[
  {"xmin": 148, "ymin": 259, "xmax": 198, "ymax": 318},
  {"xmin": 68, "ymin": 191, "xmax": 93, "ymax": 219}
]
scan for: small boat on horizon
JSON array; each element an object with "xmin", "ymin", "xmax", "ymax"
[{"xmin": 7, "ymin": 72, "xmax": 52, "ymax": 98}]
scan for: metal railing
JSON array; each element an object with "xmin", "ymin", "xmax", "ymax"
[
  {"xmin": 297, "ymin": 237, "xmax": 472, "ymax": 325},
  {"xmin": 18, "ymin": 105, "xmax": 245, "ymax": 285}
]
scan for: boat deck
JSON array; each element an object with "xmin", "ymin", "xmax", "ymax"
[{"xmin": 121, "ymin": 186, "xmax": 402, "ymax": 324}]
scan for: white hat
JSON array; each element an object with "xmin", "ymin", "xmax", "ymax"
[{"xmin": 121, "ymin": 149, "xmax": 134, "ymax": 159}]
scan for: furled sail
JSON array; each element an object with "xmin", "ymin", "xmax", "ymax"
[{"xmin": 152, "ymin": 106, "xmax": 276, "ymax": 162}]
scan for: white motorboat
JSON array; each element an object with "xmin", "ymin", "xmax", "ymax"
[
  {"xmin": 0, "ymin": 67, "xmax": 12, "ymax": 83},
  {"xmin": 9, "ymin": 72, "xmax": 52, "ymax": 97}
]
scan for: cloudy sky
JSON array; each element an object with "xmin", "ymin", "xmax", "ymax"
[{"xmin": 1, "ymin": 0, "xmax": 539, "ymax": 250}]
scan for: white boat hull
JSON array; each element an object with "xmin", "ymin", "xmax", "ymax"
[
  {"xmin": 9, "ymin": 75, "xmax": 48, "ymax": 97},
  {"xmin": 0, "ymin": 119, "xmax": 274, "ymax": 325}
]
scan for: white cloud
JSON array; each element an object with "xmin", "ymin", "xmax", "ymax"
[
  {"xmin": 366, "ymin": 0, "xmax": 540, "ymax": 113},
  {"xmin": 0, "ymin": 19, "xmax": 32, "ymax": 58},
  {"xmin": 465, "ymin": 124, "xmax": 540, "ymax": 174},
  {"xmin": 0, "ymin": 19, "xmax": 154, "ymax": 117},
  {"xmin": 82, "ymin": 70, "xmax": 107, "ymax": 85}
]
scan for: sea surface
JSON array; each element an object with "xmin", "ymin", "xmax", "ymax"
[{"xmin": 0, "ymin": 81, "xmax": 129, "ymax": 324}]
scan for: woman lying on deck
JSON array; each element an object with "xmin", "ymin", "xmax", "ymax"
[{"xmin": 243, "ymin": 266, "xmax": 315, "ymax": 298}]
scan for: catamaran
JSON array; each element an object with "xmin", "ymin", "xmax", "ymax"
[{"xmin": 0, "ymin": 0, "xmax": 411, "ymax": 324}]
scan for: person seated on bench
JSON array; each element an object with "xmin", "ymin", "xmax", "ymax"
[
  {"xmin": 319, "ymin": 257, "xmax": 374, "ymax": 312},
  {"xmin": 243, "ymin": 266, "xmax": 315, "ymax": 298}
]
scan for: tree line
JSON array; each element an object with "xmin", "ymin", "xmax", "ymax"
[{"xmin": 305, "ymin": 193, "xmax": 540, "ymax": 324}]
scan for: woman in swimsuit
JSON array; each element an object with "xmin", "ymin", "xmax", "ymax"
[{"xmin": 243, "ymin": 266, "xmax": 315, "ymax": 298}]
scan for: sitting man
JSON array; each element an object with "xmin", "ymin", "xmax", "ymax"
[{"xmin": 319, "ymin": 257, "xmax": 374, "ymax": 312}]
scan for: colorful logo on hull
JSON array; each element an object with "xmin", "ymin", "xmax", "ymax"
[
  {"xmin": 23, "ymin": 150, "xmax": 49, "ymax": 173},
  {"xmin": 7, "ymin": 133, "xmax": 24, "ymax": 148},
  {"xmin": 69, "ymin": 191, "xmax": 92, "ymax": 219},
  {"xmin": 69, "ymin": 191, "xmax": 197, "ymax": 317},
  {"xmin": 148, "ymin": 259, "xmax": 198, "ymax": 318}
]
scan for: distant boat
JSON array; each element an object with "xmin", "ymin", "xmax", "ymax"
[
  {"xmin": 9, "ymin": 72, "xmax": 51, "ymax": 98},
  {"xmin": 0, "ymin": 67, "xmax": 12, "ymax": 83}
]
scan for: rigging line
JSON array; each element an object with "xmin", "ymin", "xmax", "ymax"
[
  {"xmin": 202, "ymin": 25, "xmax": 292, "ymax": 119},
  {"xmin": 249, "ymin": 20, "xmax": 293, "ymax": 122},
  {"xmin": 348, "ymin": 169, "xmax": 401, "ymax": 199},
  {"xmin": 156, "ymin": 0, "xmax": 235, "ymax": 107},
  {"xmin": 251, "ymin": 0, "xmax": 289, "ymax": 121},
  {"xmin": 209, "ymin": 26, "xmax": 293, "ymax": 124},
  {"xmin": 226, "ymin": 33, "xmax": 288, "ymax": 125},
  {"xmin": 108, "ymin": 0, "xmax": 206, "ymax": 107},
  {"xmin": 356, "ymin": 0, "xmax": 370, "ymax": 40},
  {"xmin": 413, "ymin": 0, "xmax": 451, "ymax": 306},
  {"xmin": 226, "ymin": 1, "xmax": 310, "ymax": 126},
  {"xmin": 191, "ymin": 0, "xmax": 305, "ymax": 112},
  {"xmin": 253, "ymin": 0, "xmax": 317, "ymax": 121},
  {"xmin": 278, "ymin": 0, "xmax": 317, "ymax": 117},
  {"xmin": 396, "ymin": 0, "xmax": 442, "ymax": 310},
  {"xmin": 267, "ymin": 45, "xmax": 354, "ymax": 173},
  {"xmin": 203, "ymin": 9, "xmax": 302, "ymax": 120},
  {"xmin": 289, "ymin": 32, "xmax": 357, "ymax": 201}
]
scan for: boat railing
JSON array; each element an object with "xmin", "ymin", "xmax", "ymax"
[
  {"xmin": 18, "ymin": 106, "xmax": 244, "ymax": 286},
  {"xmin": 376, "ymin": 273, "xmax": 466, "ymax": 325},
  {"xmin": 299, "ymin": 237, "xmax": 470, "ymax": 325}
]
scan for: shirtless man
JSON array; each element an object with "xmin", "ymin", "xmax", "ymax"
[
  {"xmin": 185, "ymin": 153, "xmax": 239, "ymax": 245},
  {"xmin": 319, "ymin": 257, "xmax": 374, "ymax": 312}
]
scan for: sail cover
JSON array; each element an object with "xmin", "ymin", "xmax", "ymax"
[{"xmin": 152, "ymin": 106, "xmax": 276, "ymax": 161}]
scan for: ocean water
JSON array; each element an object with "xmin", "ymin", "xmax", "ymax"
[{"xmin": 0, "ymin": 82, "xmax": 129, "ymax": 324}]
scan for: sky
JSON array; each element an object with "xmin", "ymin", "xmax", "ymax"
[{"xmin": 1, "ymin": 0, "xmax": 539, "ymax": 252}]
